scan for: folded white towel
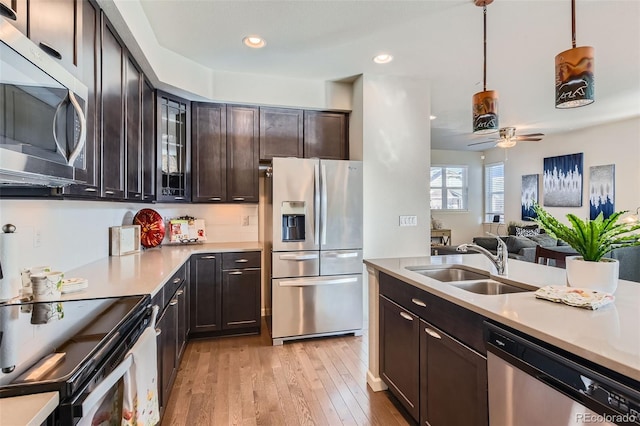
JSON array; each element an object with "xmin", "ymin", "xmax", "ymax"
[{"xmin": 121, "ymin": 326, "xmax": 160, "ymax": 426}]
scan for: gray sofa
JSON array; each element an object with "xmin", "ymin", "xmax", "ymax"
[{"xmin": 472, "ymin": 233, "xmax": 640, "ymax": 283}]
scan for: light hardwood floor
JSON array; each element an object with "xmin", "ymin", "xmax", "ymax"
[{"xmin": 161, "ymin": 322, "xmax": 411, "ymax": 426}]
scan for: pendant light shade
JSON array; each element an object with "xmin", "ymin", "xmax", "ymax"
[
  {"xmin": 555, "ymin": 0, "xmax": 595, "ymax": 108},
  {"xmin": 472, "ymin": 0, "xmax": 498, "ymax": 134}
]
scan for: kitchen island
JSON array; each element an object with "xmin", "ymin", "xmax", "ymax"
[{"xmin": 364, "ymin": 253, "xmax": 640, "ymax": 386}]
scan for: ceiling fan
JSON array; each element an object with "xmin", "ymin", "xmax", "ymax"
[{"xmin": 468, "ymin": 127, "xmax": 545, "ymax": 149}]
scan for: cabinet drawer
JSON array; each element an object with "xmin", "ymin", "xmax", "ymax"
[
  {"xmin": 379, "ymin": 272, "xmax": 486, "ymax": 354},
  {"xmin": 222, "ymin": 251, "xmax": 261, "ymax": 270},
  {"xmin": 164, "ymin": 263, "xmax": 187, "ymax": 302}
]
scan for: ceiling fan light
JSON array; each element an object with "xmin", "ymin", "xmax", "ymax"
[
  {"xmin": 496, "ymin": 138, "xmax": 516, "ymax": 149},
  {"xmin": 555, "ymin": 46, "xmax": 595, "ymax": 108},
  {"xmin": 472, "ymin": 90, "xmax": 499, "ymax": 134}
]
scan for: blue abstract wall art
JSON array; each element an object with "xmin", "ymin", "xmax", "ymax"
[
  {"xmin": 521, "ymin": 174, "xmax": 539, "ymax": 221},
  {"xmin": 543, "ymin": 153, "xmax": 584, "ymax": 207},
  {"xmin": 589, "ymin": 164, "xmax": 615, "ymax": 220}
]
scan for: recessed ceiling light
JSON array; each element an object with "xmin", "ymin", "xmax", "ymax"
[
  {"xmin": 243, "ymin": 36, "xmax": 266, "ymax": 49},
  {"xmin": 373, "ymin": 54, "xmax": 393, "ymax": 64},
  {"xmin": 430, "ymin": 115, "xmax": 437, "ymax": 120}
]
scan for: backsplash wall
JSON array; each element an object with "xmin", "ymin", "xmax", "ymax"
[{"xmin": 0, "ymin": 199, "xmax": 259, "ymax": 274}]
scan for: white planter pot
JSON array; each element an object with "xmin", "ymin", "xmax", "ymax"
[{"xmin": 565, "ymin": 256, "xmax": 619, "ymax": 294}]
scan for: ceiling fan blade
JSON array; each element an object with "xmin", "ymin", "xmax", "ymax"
[
  {"xmin": 515, "ymin": 137, "xmax": 543, "ymax": 142},
  {"xmin": 518, "ymin": 133, "xmax": 545, "ymax": 138},
  {"xmin": 467, "ymin": 140, "xmax": 497, "ymax": 147}
]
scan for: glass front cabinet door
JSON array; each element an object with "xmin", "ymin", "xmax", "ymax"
[{"xmin": 157, "ymin": 91, "xmax": 191, "ymax": 202}]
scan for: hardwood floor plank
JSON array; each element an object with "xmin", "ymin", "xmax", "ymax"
[{"xmin": 161, "ymin": 322, "xmax": 409, "ymax": 426}]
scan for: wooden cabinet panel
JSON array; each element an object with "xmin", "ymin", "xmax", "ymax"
[
  {"xmin": 380, "ymin": 295, "xmax": 420, "ymax": 421},
  {"xmin": 63, "ymin": 0, "xmax": 99, "ymax": 198},
  {"xmin": 0, "ymin": 0, "xmax": 27, "ymax": 36},
  {"xmin": 176, "ymin": 282, "xmax": 189, "ymax": 362},
  {"xmin": 29, "ymin": 0, "xmax": 79, "ymax": 76},
  {"xmin": 420, "ymin": 320, "xmax": 488, "ymax": 426},
  {"xmin": 191, "ymin": 102, "xmax": 226, "ymax": 202},
  {"xmin": 190, "ymin": 253, "xmax": 221, "ymax": 333},
  {"xmin": 259, "ymin": 107, "xmax": 303, "ymax": 161},
  {"xmin": 226, "ymin": 105, "xmax": 259, "ymax": 202},
  {"xmin": 125, "ymin": 56, "xmax": 142, "ymax": 200},
  {"xmin": 222, "ymin": 268, "xmax": 260, "ymax": 330},
  {"xmin": 100, "ymin": 18, "xmax": 125, "ymax": 199},
  {"xmin": 157, "ymin": 91, "xmax": 190, "ymax": 202},
  {"xmin": 141, "ymin": 79, "xmax": 156, "ymax": 201},
  {"xmin": 304, "ymin": 111, "xmax": 348, "ymax": 160},
  {"xmin": 157, "ymin": 300, "xmax": 177, "ymax": 411}
]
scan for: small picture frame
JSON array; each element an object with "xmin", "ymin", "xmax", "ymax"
[{"xmin": 110, "ymin": 225, "xmax": 142, "ymax": 256}]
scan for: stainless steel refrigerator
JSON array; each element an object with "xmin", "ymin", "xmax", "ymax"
[{"xmin": 265, "ymin": 157, "xmax": 363, "ymax": 345}]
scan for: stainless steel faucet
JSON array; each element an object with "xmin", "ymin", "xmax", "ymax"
[{"xmin": 456, "ymin": 233, "xmax": 508, "ymax": 275}]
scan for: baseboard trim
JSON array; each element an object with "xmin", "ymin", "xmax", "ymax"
[{"xmin": 367, "ymin": 370, "xmax": 388, "ymax": 392}]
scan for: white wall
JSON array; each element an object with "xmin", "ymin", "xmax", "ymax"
[
  {"xmin": 431, "ymin": 149, "xmax": 484, "ymax": 245},
  {"xmin": 483, "ymin": 117, "xmax": 640, "ymax": 225},
  {"xmin": 356, "ymin": 74, "xmax": 431, "ymax": 259}
]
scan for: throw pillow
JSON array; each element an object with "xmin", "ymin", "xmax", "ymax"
[
  {"xmin": 472, "ymin": 237, "xmax": 499, "ymax": 251},
  {"xmin": 506, "ymin": 235, "xmax": 539, "ymax": 253},
  {"xmin": 514, "ymin": 226, "xmax": 541, "ymax": 237},
  {"xmin": 529, "ymin": 233, "xmax": 558, "ymax": 248}
]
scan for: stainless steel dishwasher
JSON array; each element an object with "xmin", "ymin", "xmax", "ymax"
[{"xmin": 485, "ymin": 322, "xmax": 640, "ymax": 426}]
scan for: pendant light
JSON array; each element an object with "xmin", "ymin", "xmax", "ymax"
[
  {"xmin": 555, "ymin": 0, "xmax": 594, "ymax": 108},
  {"xmin": 472, "ymin": 0, "xmax": 498, "ymax": 134}
]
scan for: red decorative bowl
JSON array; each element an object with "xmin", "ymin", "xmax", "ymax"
[{"xmin": 133, "ymin": 208, "xmax": 165, "ymax": 248}]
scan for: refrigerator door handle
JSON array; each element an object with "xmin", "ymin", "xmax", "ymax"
[
  {"xmin": 278, "ymin": 277, "xmax": 358, "ymax": 287},
  {"xmin": 278, "ymin": 254, "xmax": 319, "ymax": 261},
  {"xmin": 314, "ymin": 163, "xmax": 320, "ymax": 245},
  {"xmin": 321, "ymin": 163, "xmax": 328, "ymax": 245},
  {"xmin": 324, "ymin": 251, "xmax": 359, "ymax": 258}
]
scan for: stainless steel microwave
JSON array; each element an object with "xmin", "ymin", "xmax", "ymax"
[{"xmin": 0, "ymin": 17, "xmax": 88, "ymax": 187}]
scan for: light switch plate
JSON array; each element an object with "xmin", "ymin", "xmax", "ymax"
[{"xmin": 399, "ymin": 215, "xmax": 418, "ymax": 227}]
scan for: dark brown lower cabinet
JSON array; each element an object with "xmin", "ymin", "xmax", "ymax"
[
  {"xmin": 190, "ymin": 253, "xmax": 221, "ymax": 333},
  {"xmin": 156, "ymin": 296, "xmax": 177, "ymax": 411},
  {"xmin": 379, "ymin": 295, "xmax": 420, "ymax": 421},
  {"xmin": 222, "ymin": 267, "xmax": 260, "ymax": 330},
  {"xmin": 420, "ymin": 320, "xmax": 488, "ymax": 426}
]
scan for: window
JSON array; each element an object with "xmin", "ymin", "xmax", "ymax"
[
  {"xmin": 430, "ymin": 166, "xmax": 468, "ymax": 210},
  {"xmin": 485, "ymin": 162, "xmax": 504, "ymax": 222}
]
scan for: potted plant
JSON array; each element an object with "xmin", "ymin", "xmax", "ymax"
[{"xmin": 532, "ymin": 203, "xmax": 640, "ymax": 293}]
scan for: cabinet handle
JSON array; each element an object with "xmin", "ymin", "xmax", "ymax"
[
  {"xmin": 229, "ymin": 271, "xmax": 243, "ymax": 275},
  {"xmin": 174, "ymin": 196, "xmax": 185, "ymax": 200},
  {"xmin": 39, "ymin": 42, "xmax": 62, "ymax": 60},
  {"xmin": 235, "ymin": 259, "xmax": 249, "ymax": 263},
  {"xmin": 209, "ymin": 197, "xmax": 221, "ymax": 201},
  {"xmin": 424, "ymin": 327, "xmax": 442, "ymax": 339},
  {"xmin": 133, "ymin": 193, "xmax": 141, "ymax": 198},
  {"xmin": 176, "ymin": 289, "xmax": 184, "ymax": 296},
  {"xmin": 232, "ymin": 197, "xmax": 245, "ymax": 201},
  {"xmin": 0, "ymin": 3, "xmax": 17, "ymax": 20},
  {"xmin": 411, "ymin": 298, "xmax": 426, "ymax": 307},
  {"xmin": 399, "ymin": 312, "xmax": 413, "ymax": 321},
  {"xmin": 104, "ymin": 190, "xmax": 115, "ymax": 195},
  {"xmin": 169, "ymin": 299, "xmax": 178, "ymax": 306},
  {"xmin": 172, "ymin": 277, "xmax": 181, "ymax": 284},
  {"xmin": 201, "ymin": 255, "xmax": 216, "ymax": 259},
  {"xmin": 155, "ymin": 328, "xmax": 162, "ymax": 336},
  {"xmin": 84, "ymin": 187, "xmax": 98, "ymax": 193}
]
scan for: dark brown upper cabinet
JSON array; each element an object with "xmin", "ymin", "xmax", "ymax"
[
  {"xmin": 259, "ymin": 107, "xmax": 303, "ymax": 162},
  {"xmin": 157, "ymin": 91, "xmax": 191, "ymax": 202},
  {"xmin": 125, "ymin": 56, "xmax": 142, "ymax": 200},
  {"xmin": 100, "ymin": 16, "xmax": 125, "ymax": 200},
  {"xmin": 226, "ymin": 105, "xmax": 259, "ymax": 203},
  {"xmin": 0, "ymin": 0, "xmax": 27, "ymax": 34},
  {"xmin": 29, "ymin": 0, "xmax": 80, "ymax": 77},
  {"xmin": 304, "ymin": 111, "xmax": 349, "ymax": 160},
  {"xmin": 141, "ymin": 79, "xmax": 156, "ymax": 202},
  {"xmin": 191, "ymin": 102, "xmax": 226, "ymax": 202},
  {"xmin": 63, "ymin": 0, "xmax": 100, "ymax": 198}
]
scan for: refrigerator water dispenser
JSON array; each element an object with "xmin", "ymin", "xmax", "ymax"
[{"xmin": 281, "ymin": 201, "xmax": 306, "ymax": 242}]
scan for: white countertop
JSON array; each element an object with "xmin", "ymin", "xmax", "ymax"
[
  {"xmin": 0, "ymin": 391, "xmax": 58, "ymax": 425},
  {"xmin": 58, "ymin": 242, "xmax": 263, "ymax": 300},
  {"xmin": 364, "ymin": 254, "xmax": 640, "ymax": 382}
]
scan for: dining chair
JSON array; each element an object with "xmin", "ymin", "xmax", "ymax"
[{"xmin": 534, "ymin": 245, "xmax": 572, "ymax": 268}]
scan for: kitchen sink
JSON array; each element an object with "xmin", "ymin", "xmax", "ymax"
[
  {"xmin": 449, "ymin": 280, "xmax": 532, "ymax": 295},
  {"xmin": 407, "ymin": 266, "xmax": 489, "ymax": 282}
]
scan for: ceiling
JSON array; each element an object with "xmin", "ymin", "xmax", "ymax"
[{"xmin": 138, "ymin": 0, "xmax": 640, "ymax": 151}]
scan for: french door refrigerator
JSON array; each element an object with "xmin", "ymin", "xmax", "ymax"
[{"xmin": 266, "ymin": 157, "xmax": 363, "ymax": 345}]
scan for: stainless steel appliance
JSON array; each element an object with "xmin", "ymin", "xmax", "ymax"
[
  {"xmin": 0, "ymin": 17, "xmax": 88, "ymax": 187},
  {"xmin": 266, "ymin": 157, "xmax": 363, "ymax": 345},
  {"xmin": 0, "ymin": 295, "xmax": 153, "ymax": 424},
  {"xmin": 486, "ymin": 321, "xmax": 640, "ymax": 426}
]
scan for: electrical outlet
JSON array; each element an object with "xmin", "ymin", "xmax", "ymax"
[
  {"xmin": 33, "ymin": 229, "xmax": 42, "ymax": 247},
  {"xmin": 399, "ymin": 215, "xmax": 418, "ymax": 227},
  {"xmin": 242, "ymin": 215, "xmax": 250, "ymax": 226}
]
